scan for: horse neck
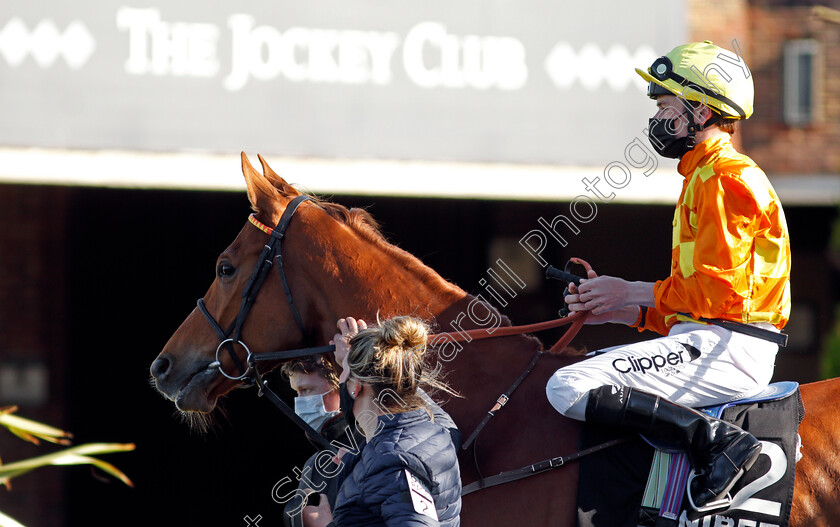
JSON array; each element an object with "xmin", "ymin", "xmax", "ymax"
[{"xmin": 299, "ymin": 218, "xmax": 469, "ymax": 342}]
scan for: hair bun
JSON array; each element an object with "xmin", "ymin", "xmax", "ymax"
[
  {"xmin": 346, "ymin": 315, "xmax": 457, "ymax": 412},
  {"xmin": 379, "ymin": 316, "xmax": 428, "ymax": 351}
]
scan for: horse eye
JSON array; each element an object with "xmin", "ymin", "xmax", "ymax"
[{"xmin": 217, "ymin": 262, "xmax": 236, "ymax": 278}]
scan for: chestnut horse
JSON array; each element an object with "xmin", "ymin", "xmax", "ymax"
[{"xmin": 151, "ymin": 154, "xmax": 840, "ymax": 526}]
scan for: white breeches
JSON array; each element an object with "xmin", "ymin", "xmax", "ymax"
[{"xmin": 546, "ymin": 322, "xmax": 779, "ymax": 421}]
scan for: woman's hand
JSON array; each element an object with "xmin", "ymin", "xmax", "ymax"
[
  {"xmin": 330, "ymin": 317, "xmax": 367, "ymax": 382},
  {"xmin": 302, "ymin": 494, "xmax": 333, "ymax": 527}
]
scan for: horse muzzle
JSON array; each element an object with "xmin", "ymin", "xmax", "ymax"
[{"xmin": 150, "ymin": 353, "xmax": 222, "ymax": 413}]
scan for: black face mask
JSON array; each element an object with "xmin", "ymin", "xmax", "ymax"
[
  {"xmin": 647, "ymin": 114, "xmax": 695, "ymax": 159},
  {"xmin": 338, "ymin": 381, "xmax": 357, "ymax": 433}
]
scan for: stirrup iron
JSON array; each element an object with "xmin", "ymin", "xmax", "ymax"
[{"xmin": 685, "ymin": 468, "xmax": 743, "ymax": 513}]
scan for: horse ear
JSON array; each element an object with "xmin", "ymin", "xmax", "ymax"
[
  {"xmin": 257, "ymin": 154, "xmax": 299, "ymax": 198},
  {"xmin": 241, "ymin": 152, "xmax": 280, "ymax": 215}
]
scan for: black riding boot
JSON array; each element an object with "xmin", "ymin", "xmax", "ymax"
[{"xmin": 585, "ymin": 385, "xmax": 762, "ymax": 510}]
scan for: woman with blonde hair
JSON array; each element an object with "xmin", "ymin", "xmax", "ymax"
[{"xmin": 302, "ymin": 315, "xmax": 461, "ymax": 527}]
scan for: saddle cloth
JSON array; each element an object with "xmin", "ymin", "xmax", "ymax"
[
  {"xmin": 638, "ymin": 382, "xmax": 804, "ymax": 527},
  {"xmin": 576, "ymin": 382, "xmax": 804, "ymax": 527}
]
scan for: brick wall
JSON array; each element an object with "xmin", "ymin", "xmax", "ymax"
[
  {"xmin": 690, "ymin": 0, "xmax": 840, "ymax": 175},
  {"xmin": 0, "ymin": 185, "xmax": 70, "ymax": 527},
  {"xmin": 688, "ymin": 0, "xmax": 750, "ymax": 51},
  {"xmin": 745, "ymin": 2, "xmax": 840, "ymax": 174}
]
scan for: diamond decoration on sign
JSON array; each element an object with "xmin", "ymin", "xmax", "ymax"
[
  {"xmin": 0, "ymin": 17, "xmax": 96, "ymax": 69},
  {"xmin": 0, "ymin": 18, "xmax": 31, "ymax": 66},
  {"xmin": 29, "ymin": 20, "xmax": 61, "ymax": 67},
  {"xmin": 63, "ymin": 21, "xmax": 96, "ymax": 69},
  {"xmin": 544, "ymin": 42, "xmax": 657, "ymax": 92}
]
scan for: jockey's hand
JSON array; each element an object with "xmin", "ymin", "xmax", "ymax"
[
  {"xmin": 331, "ymin": 317, "xmax": 367, "ymax": 381},
  {"xmin": 566, "ymin": 270, "xmax": 620, "ymax": 324},
  {"xmin": 565, "ymin": 271, "xmax": 649, "ymax": 325},
  {"xmin": 302, "ymin": 494, "xmax": 333, "ymax": 527},
  {"xmin": 571, "ymin": 275, "xmax": 630, "ymax": 315},
  {"xmin": 564, "ymin": 268, "xmax": 598, "ymax": 311}
]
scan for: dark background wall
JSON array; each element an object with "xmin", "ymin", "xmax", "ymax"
[{"xmin": 0, "ymin": 182, "xmax": 834, "ymax": 526}]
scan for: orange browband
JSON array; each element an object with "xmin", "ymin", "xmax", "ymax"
[{"xmin": 248, "ymin": 214, "xmax": 274, "ymax": 236}]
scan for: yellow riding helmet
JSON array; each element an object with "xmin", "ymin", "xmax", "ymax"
[{"xmin": 636, "ymin": 41, "xmax": 754, "ymax": 120}]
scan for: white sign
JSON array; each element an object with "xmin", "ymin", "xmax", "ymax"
[{"xmin": 0, "ymin": 1, "xmax": 686, "ymax": 165}]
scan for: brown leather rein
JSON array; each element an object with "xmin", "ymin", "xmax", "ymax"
[{"xmin": 430, "ymin": 310, "xmax": 587, "ymax": 353}]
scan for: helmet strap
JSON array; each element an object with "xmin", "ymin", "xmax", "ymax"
[
  {"xmin": 684, "ymin": 112, "xmax": 698, "ymax": 150},
  {"xmin": 684, "ymin": 109, "xmax": 723, "ymax": 150}
]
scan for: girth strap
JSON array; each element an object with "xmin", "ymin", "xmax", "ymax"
[{"xmin": 461, "ymin": 437, "xmax": 629, "ymax": 496}]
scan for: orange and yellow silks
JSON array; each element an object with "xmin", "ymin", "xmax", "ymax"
[{"xmin": 634, "ymin": 136, "xmax": 791, "ymax": 335}]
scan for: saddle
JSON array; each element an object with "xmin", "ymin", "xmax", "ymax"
[{"xmin": 638, "ymin": 382, "xmax": 803, "ymax": 527}]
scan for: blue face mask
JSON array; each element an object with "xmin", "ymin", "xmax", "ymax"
[{"xmin": 294, "ymin": 391, "xmax": 341, "ymax": 432}]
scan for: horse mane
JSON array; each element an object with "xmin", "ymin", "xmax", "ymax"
[
  {"xmin": 310, "ymin": 195, "xmax": 434, "ymax": 274},
  {"xmin": 267, "ymin": 183, "xmax": 444, "ymax": 277},
  {"xmin": 312, "ymin": 198, "xmax": 383, "ymax": 242},
  {"xmin": 556, "ymin": 344, "xmax": 588, "ymax": 357},
  {"xmin": 251, "ymin": 173, "xmax": 385, "ymax": 248}
]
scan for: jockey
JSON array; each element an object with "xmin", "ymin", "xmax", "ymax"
[{"xmin": 546, "ymin": 41, "xmax": 791, "ymax": 511}]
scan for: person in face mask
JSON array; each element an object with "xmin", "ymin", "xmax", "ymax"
[
  {"xmin": 283, "ymin": 356, "xmax": 343, "ymax": 441},
  {"xmin": 280, "ymin": 355, "xmax": 362, "ymax": 527},
  {"xmin": 302, "ymin": 315, "xmax": 462, "ymax": 527},
  {"xmin": 544, "ymin": 41, "xmax": 792, "ymax": 524}
]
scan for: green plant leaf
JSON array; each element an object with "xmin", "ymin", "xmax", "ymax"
[
  {"xmin": 0, "ymin": 407, "xmax": 72, "ymax": 445},
  {"xmin": 0, "ymin": 443, "xmax": 135, "ymax": 488},
  {"xmin": 49, "ymin": 454, "xmax": 134, "ymax": 488}
]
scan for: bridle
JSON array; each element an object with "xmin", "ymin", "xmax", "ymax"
[
  {"xmin": 197, "ymin": 194, "xmax": 338, "ymax": 452},
  {"xmin": 197, "ymin": 194, "xmax": 318, "ymax": 381}
]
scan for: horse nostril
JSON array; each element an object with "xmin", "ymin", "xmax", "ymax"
[{"xmin": 151, "ymin": 356, "xmax": 172, "ymax": 380}]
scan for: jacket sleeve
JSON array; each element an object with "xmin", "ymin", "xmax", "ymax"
[
  {"xmin": 365, "ymin": 454, "xmax": 439, "ymax": 527},
  {"xmin": 630, "ymin": 305, "xmax": 670, "ymax": 336},
  {"xmin": 654, "ymin": 173, "xmax": 759, "ymax": 320}
]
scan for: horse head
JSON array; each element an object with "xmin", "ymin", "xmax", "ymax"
[{"xmin": 150, "ymin": 153, "xmax": 331, "ymax": 418}]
